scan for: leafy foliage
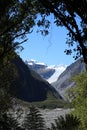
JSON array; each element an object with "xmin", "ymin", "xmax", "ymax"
[
  {"xmin": 1, "ymin": 0, "xmax": 87, "ymax": 66},
  {"xmin": 38, "ymin": 0, "xmax": 87, "ymax": 66},
  {"xmin": 51, "ymin": 114, "xmax": 80, "ymax": 130},
  {"xmin": 0, "ymin": 61, "xmax": 18, "ymax": 112},
  {"xmin": 0, "ymin": 113, "xmax": 23, "ymax": 130},
  {"xmin": 71, "ymin": 72, "xmax": 87, "ymax": 129},
  {"xmin": 0, "ymin": 89, "xmax": 12, "ymax": 114},
  {"xmin": 0, "ymin": 0, "xmax": 50, "ymax": 60},
  {"xmin": 1, "ymin": 0, "xmax": 87, "ymax": 67}
]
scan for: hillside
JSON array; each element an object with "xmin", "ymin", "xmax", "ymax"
[
  {"xmin": 52, "ymin": 58, "xmax": 86, "ymax": 98},
  {"xmin": 10, "ymin": 57, "xmax": 62, "ymax": 102},
  {"xmin": 24, "ymin": 58, "xmax": 86, "ymax": 100}
]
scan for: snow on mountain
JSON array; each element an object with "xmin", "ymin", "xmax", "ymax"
[
  {"xmin": 52, "ymin": 58, "xmax": 86, "ymax": 99},
  {"xmin": 47, "ymin": 65, "xmax": 66, "ymax": 83},
  {"xmin": 26, "ymin": 59, "xmax": 46, "ymax": 66},
  {"xmin": 25, "ymin": 60, "xmax": 66, "ymax": 84}
]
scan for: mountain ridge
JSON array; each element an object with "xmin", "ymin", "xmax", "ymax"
[
  {"xmin": 25, "ymin": 60, "xmax": 66, "ymax": 83},
  {"xmin": 52, "ymin": 58, "xmax": 86, "ymax": 99},
  {"xmin": 25, "ymin": 58, "xmax": 86, "ymax": 100},
  {"xmin": 10, "ymin": 57, "xmax": 62, "ymax": 102}
]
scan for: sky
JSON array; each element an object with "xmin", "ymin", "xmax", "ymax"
[{"xmin": 19, "ymin": 23, "xmax": 75, "ymax": 66}]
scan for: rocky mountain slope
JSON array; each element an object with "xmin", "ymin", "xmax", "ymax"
[
  {"xmin": 11, "ymin": 57, "xmax": 62, "ymax": 102},
  {"xmin": 25, "ymin": 59, "xmax": 86, "ymax": 100},
  {"xmin": 52, "ymin": 58, "xmax": 86, "ymax": 99},
  {"xmin": 25, "ymin": 60, "xmax": 66, "ymax": 83}
]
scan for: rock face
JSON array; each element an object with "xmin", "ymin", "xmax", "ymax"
[
  {"xmin": 52, "ymin": 58, "xmax": 86, "ymax": 98},
  {"xmin": 11, "ymin": 57, "xmax": 62, "ymax": 102},
  {"xmin": 25, "ymin": 60, "xmax": 66, "ymax": 83}
]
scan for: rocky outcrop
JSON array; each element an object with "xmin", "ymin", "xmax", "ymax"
[{"xmin": 52, "ymin": 58, "xmax": 85, "ymax": 98}]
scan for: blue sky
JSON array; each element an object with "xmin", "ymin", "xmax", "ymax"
[{"xmin": 19, "ymin": 24, "xmax": 75, "ymax": 66}]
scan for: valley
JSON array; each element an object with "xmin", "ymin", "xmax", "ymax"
[
  {"xmin": 25, "ymin": 58, "xmax": 85, "ymax": 99},
  {"xmin": 0, "ymin": 57, "xmax": 85, "ymax": 129}
]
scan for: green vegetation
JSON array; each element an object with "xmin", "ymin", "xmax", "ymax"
[
  {"xmin": 22, "ymin": 105, "xmax": 46, "ymax": 130},
  {"xmin": 39, "ymin": 0, "xmax": 87, "ymax": 67},
  {"xmin": 50, "ymin": 114, "xmax": 80, "ymax": 130},
  {"xmin": 0, "ymin": 0, "xmax": 87, "ymax": 66},
  {"xmin": 31, "ymin": 99, "xmax": 66, "ymax": 109},
  {"xmin": 0, "ymin": 113, "xmax": 23, "ymax": 130},
  {"xmin": 32, "ymin": 92, "xmax": 69, "ymax": 109},
  {"xmin": 70, "ymin": 72, "xmax": 87, "ymax": 129},
  {"xmin": 15, "ymin": 91, "xmax": 70, "ymax": 109}
]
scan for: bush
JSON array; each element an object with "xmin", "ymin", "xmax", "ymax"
[
  {"xmin": 22, "ymin": 105, "xmax": 46, "ymax": 130},
  {"xmin": 51, "ymin": 114, "xmax": 80, "ymax": 130}
]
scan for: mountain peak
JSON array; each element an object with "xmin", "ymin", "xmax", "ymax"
[
  {"xmin": 25, "ymin": 59, "xmax": 47, "ymax": 66},
  {"xmin": 25, "ymin": 60, "xmax": 66, "ymax": 83}
]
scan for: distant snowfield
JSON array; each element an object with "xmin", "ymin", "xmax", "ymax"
[
  {"xmin": 47, "ymin": 65, "xmax": 66, "ymax": 83},
  {"xmin": 27, "ymin": 59, "xmax": 46, "ymax": 66},
  {"xmin": 25, "ymin": 59, "xmax": 67, "ymax": 83},
  {"xmin": 40, "ymin": 108, "xmax": 71, "ymax": 128}
]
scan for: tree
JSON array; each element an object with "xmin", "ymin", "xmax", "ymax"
[
  {"xmin": 0, "ymin": 0, "xmax": 50, "ymax": 62},
  {"xmin": 39, "ymin": 0, "xmax": 87, "ymax": 68},
  {"xmin": 0, "ymin": 1, "xmax": 40, "ymax": 126},
  {"xmin": 51, "ymin": 114, "xmax": 80, "ymax": 130},
  {"xmin": 0, "ymin": 112, "xmax": 23, "ymax": 130},
  {"xmin": 0, "ymin": 58, "xmax": 18, "ymax": 113},
  {"xmin": 1, "ymin": 0, "xmax": 87, "ymax": 67},
  {"xmin": 0, "ymin": 54, "xmax": 20, "ymax": 129},
  {"xmin": 0, "ymin": 0, "xmax": 34, "ymax": 60},
  {"xmin": 0, "ymin": 0, "xmax": 39, "ymax": 118},
  {"xmin": 22, "ymin": 105, "xmax": 46, "ymax": 130},
  {"xmin": 70, "ymin": 72, "xmax": 87, "ymax": 129}
]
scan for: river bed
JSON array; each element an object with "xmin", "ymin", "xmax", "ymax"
[{"xmin": 40, "ymin": 108, "xmax": 71, "ymax": 128}]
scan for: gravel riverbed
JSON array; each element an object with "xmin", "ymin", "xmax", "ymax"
[{"xmin": 40, "ymin": 108, "xmax": 71, "ymax": 128}]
